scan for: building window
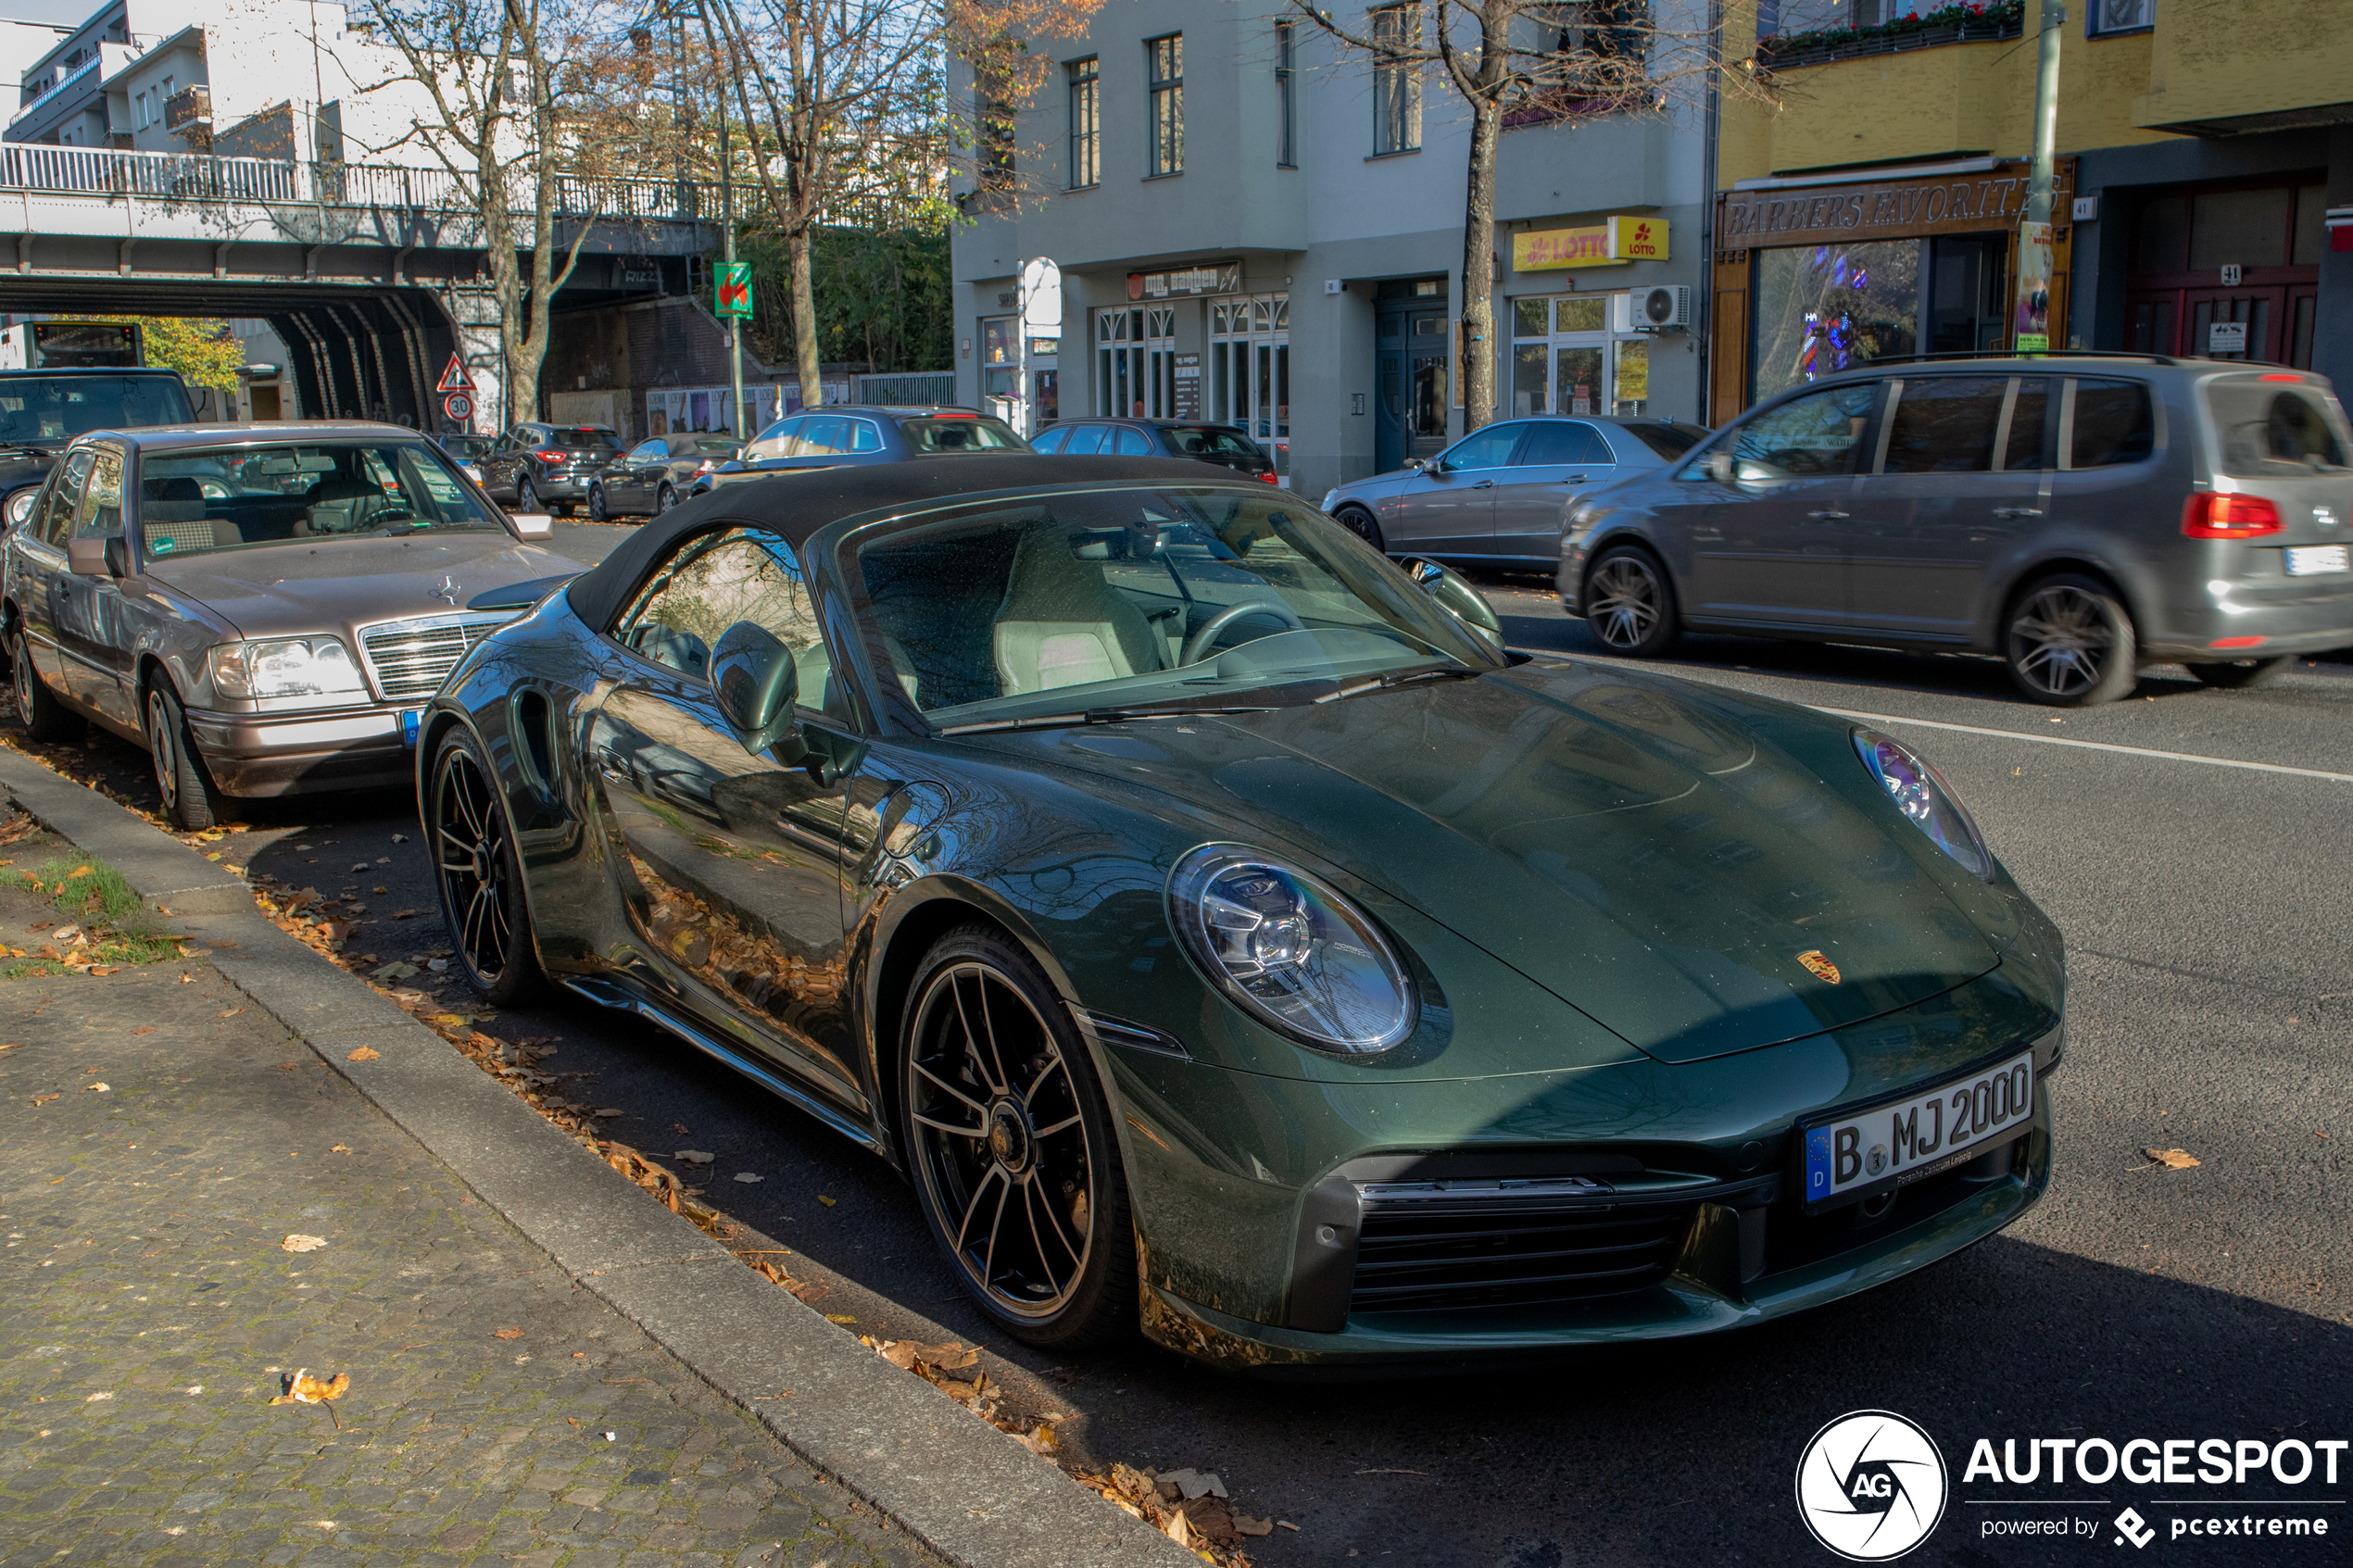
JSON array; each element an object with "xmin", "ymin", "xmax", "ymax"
[
  {"xmin": 980, "ymin": 316, "xmax": 1019, "ymax": 407},
  {"xmin": 134, "ymin": 90, "xmax": 149, "ymax": 129},
  {"xmin": 1372, "ymin": 5, "xmax": 1422, "ymax": 156},
  {"xmin": 1147, "ymin": 33, "xmax": 1183, "ymax": 177},
  {"xmin": 1506, "ymin": 293, "xmax": 1652, "ymax": 418},
  {"xmin": 1275, "ymin": 22, "xmax": 1297, "ymax": 168},
  {"xmin": 1066, "ymin": 56, "xmax": 1099, "ymax": 188}
]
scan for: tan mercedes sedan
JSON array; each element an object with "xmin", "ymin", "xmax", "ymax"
[{"xmin": 1, "ymin": 421, "xmax": 573, "ymax": 828}]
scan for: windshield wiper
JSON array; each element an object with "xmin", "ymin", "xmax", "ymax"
[
  {"xmin": 1316, "ymin": 664, "xmax": 1486, "ymax": 704},
  {"xmin": 938, "ymin": 702, "xmax": 1278, "ymax": 736}
]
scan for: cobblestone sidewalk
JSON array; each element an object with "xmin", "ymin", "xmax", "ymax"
[{"xmin": 0, "ymin": 944, "xmax": 935, "ymax": 1568}]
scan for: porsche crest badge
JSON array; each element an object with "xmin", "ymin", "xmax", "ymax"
[{"xmin": 1796, "ymin": 949, "xmax": 1842, "ymax": 985}]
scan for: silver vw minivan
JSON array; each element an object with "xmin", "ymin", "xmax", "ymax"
[{"xmin": 1557, "ymin": 355, "xmax": 2353, "ymax": 704}]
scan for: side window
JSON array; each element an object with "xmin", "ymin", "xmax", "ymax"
[
  {"xmin": 765, "ymin": 416, "xmax": 807, "ymax": 456},
  {"xmin": 1441, "ymin": 421, "xmax": 1525, "ymax": 471},
  {"xmin": 38, "ymin": 450, "xmax": 94, "ymax": 545},
  {"xmin": 71, "ymin": 446, "xmax": 125, "ymax": 538},
  {"xmin": 2069, "ymin": 379, "xmax": 2156, "ymax": 469},
  {"xmin": 1516, "ymin": 421, "xmax": 1609, "ymax": 467},
  {"xmin": 616, "ymin": 526, "xmax": 849, "ymax": 721},
  {"xmin": 1064, "ymin": 425, "xmax": 1108, "ymax": 455},
  {"xmin": 1029, "ymin": 426, "xmax": 1070, "ymax": 454},
  {"xmin": 626, "ymin": 440, "xmax": 667, "ymax": 462},
  {"xmin": 1731, "ymin": 383, "xmax": 1881, "ymax": 479},
  {"xmin": 2003, "ymin": 377, "xmax": 2052, "ymax": 471},
  {"xmin": 799, "ymin": 416, "xmax": 849, "ymax": 458},
  {"xmin": 1114, "ymin": 426, "xmax": 1153, "ymax": 457},
  {"xmin": 849, "ymin": 420, "xmax": 884, "ymax": 453},
  {"xmin": 1879, "ymin": 377, "xmax": 2007, "ymax": 474}
]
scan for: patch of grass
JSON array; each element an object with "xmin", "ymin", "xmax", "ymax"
[{"xmin": 0, "ymin": 853, "xmax": 187, "ymax": 976}]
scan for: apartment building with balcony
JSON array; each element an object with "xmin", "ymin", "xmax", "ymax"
[
  {"xmin": 1710, "ymin": 0, "xmax": 2351, "ymax": 420},
  {"xmin": 949, "ymin": 0, "xmax": 1718, "ymax": 500}
]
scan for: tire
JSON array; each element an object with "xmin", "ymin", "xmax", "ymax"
[
  {"xmin": 1336, "ymin": 505, "xmax": 1385, "ymax": 553},
  {"xmin": 587, "ymin": 484, "xmax": 610, "ymax": 522},
  {"xmin": 1580, "ymin": 545, "xmax": 1680, "ymax": 658},
  {"xmin": 656, "ymin": 483, "xmax": 677, "ymax": 515},
  {"xmin": 145, "ymin": 682, "xmax": 229, "ymax": 832},
  {"xmin": 428, "ymin": 727, "xmax": 545, "ymax": 1005},
  {"xmin": 9, "ymin": 627, "xmax": 82, "ymax": 741},
  {"xmin": 2004, "ymin": 573, "xmax": 2138, "ymax": 706},
  {"xmin": 2185, "ymin": 656, "xmax": 2291, "ymax": 690},
  {"xmin": 515, "ymin": 477, "xmax": 540, "ymax": 515},
  {"xmin": 900, "ymin": 923, "xmax": 1135, "ymax": 1349}
]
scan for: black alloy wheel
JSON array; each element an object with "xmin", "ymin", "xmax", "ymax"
[
  {"xmin": 656, "ymin": 483, "xmax": 677, "ymax": 515},
  {"xmin": 587, "ymin": 484, "xmax": 610, "ymax": 522},
  {"xmin": 2185, "ymin": 656, "xmax": 2291, "ymax": 690},
  {"xmin": 901, "ymin": 924, "xmax": 1132, "ymax": 1348},
  {"xmin": 9, "ymin": 628, "xmax": 82, "ymax": 741},
  {"xmin": 2005, "ymin": 573, "xmax": 2138, "ymax": 706},
  {"xmin": 1582, "ymin": 546, "xmax": 1680, "ymax": 658},
  {"xmin": 145, "ymin": 682, "xmax": 227, "ymax": 832},
  {"xmin": 429, "ymin": 729, "xmax": 544, "ymax": 1004},
  {"xmin": 1336, "ymin": 506, "xmax": 1385, "ymax": 553}
]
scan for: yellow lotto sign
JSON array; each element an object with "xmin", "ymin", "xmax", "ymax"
[{"xmin": 1513, "ymin": 217, "xmax": 1670, "ymax": 271}]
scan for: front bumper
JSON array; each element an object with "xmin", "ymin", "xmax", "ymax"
[{"xmin": 186, "ymin": 704, "xmax": 416, "ymax": 797}]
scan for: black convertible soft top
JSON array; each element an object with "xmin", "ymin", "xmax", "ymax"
[{"xmin": 563, "ymin": 453, "xmax": 1235, "ymax": 633}]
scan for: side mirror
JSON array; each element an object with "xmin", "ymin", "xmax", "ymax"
[
  {"xmin": 67, "ymin": 537, "xmax": 114, "ymax": 577},
  {"xmin": 711, "ymin": 620, "xmax": 807, "ymax": 760},
  {"xmin": 1705, "ymin": 451, "xmax": 1736, "ymax": 487},
  {"xmin": 1403, "ymin": 458, "xmax": 1426, "ymax": 473},
  {"xmin": 510, "ymin": 512, "xmax": 554, "ymax": 539},
  {"xmin": 1400, "ymin": 557, "xmax": 1504, "ymax": 648}
]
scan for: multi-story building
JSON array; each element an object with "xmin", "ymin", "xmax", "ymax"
[
  {"xmin": 1710, "ymin": 0, "xmax": 2349, "ymax": 420},
  {"xmin": 949, "ymin": 1, "xmax": 1717, "ymax": 498}
]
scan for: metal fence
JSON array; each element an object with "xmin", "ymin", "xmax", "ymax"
[{"xmin": 850, "ymin": 371, "xmax": 956, "ymax": 407}]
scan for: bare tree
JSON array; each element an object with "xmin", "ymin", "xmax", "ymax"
[
  {"xmin": 1289, "ymin": 0, "xmax": 1768, "ymax": 430},
  {"xmin": 355, "ymin": 0, "xmax": 641, "ymax": 427}
]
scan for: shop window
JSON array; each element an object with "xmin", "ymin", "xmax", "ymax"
[
  {"xmin": 980, "ymin": 316, "xmax": 1018, "ymax": 405},
  {"xmin": 1504, "ymin": 291, "xmax": 1654, "ymax": 417},
  {"xmin": 1750, "ymin": 240, "xmax": 1919, "ymax": 403},
  {"xmin": 1212, "ymin": 293, "xmax": 1290, "ymax": 483}
]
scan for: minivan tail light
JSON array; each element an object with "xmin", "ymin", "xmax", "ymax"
[{"xmin": 2182, "ymin": 493, "xmax": 2282, "ymax": 538}]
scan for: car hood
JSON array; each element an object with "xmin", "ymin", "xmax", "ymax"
[
  {"xmin": 981, "ymin": 660, "xmax": 2005, "ymax": 1065},
  {"xmin": 144, "ymin": 533, "xmax": 563, "ymax": 639}
]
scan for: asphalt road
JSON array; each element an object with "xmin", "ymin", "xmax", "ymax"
[{"xmin": 23, "ymin": 525, "xmax": 2349, "ymax": 1566}]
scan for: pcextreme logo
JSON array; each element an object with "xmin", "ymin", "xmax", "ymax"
[{"xmin": 1796, "ymin": 1411, "xmax": 1949, "ymax": 1562}]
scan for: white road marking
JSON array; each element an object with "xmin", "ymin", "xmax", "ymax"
[{"xmin": 1816, "ymin": 707, "xmax": 2353, "ymax": 784}]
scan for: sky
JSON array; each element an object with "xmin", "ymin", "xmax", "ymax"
[{"xmin": 0, "ymin": 0, "xmax": 95, "ymax": 26}]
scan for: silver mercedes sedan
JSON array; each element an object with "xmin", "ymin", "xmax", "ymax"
[
  {"xmin": 1, "ymin": 421, "xmax": 573, "ymax": 830},
  {"xmin": 1321, "ymin": 415, "xmax": 1705, "ymax": 569}
]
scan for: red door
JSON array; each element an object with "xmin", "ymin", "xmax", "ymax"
[{"xmin": 2179, "ymin": 287, "xmax": 2289, "ymax": 364}]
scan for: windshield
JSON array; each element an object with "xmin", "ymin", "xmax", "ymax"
[
  {"xmin": 1164, "ymin": 426, "xmax": 1264, "ymax": 458},
  {"xmin": 900, "ymin": 416, "xmax": 1027, "ymax": 454},
  {"xmin": 2204, "ymin": 380, "xmax": 2349, "ymax": 476},
  {"xmin": 137, "ymin": 440, "xmax": 509, "ymax": 563},
  {"xmin": 1621, "ymin": 422, "xmax": 1705, "ymax": 460},
  {"xmin": 849, "ymin": 486, "xmax": 1502, "ymax": 730},
  {"xmin": 0, "ymin": 375, "xmax": 194, "ymax": 447}
]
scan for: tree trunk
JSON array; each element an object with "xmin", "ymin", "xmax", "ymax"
[
  {"xmin": 1459, "ymin": 96, "xmax": 1502, "ymax": 433},
  {"xmin": 789, "ymin": 224, "xmax": 822, "ymax": 410}
]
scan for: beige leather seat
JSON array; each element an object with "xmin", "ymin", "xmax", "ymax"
[{"xmin": 991, "ymin": 528, "xmax": 1167, "ymax": 696}]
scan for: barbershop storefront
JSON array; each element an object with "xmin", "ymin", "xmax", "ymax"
[{"xmin": 1709, "ymin": 157, "xmax": 2077, "ymax": 423}]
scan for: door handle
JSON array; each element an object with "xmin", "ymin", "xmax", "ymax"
[
  {"xmin": 1554, "ymin": 475, "xmax": 1590, "ymax": 484},
  {"xmin": 1470, "ymin": 480, "xmax": 1493, "ymax": 489},
  {"xmin": 1807, "ymin": 509, "xmax": 1851, "ymax": 521},
  {"xmin": 1992, "ymin": 507, "xmax": 2044, "ymax": 520}
]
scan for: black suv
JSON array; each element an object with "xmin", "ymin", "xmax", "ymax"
[
  {"xmin": 479, "ymin": 423, "xmax": 624, "ymax": 516},
  {"xmin": 698, "ymin": 405, "xmax": 1028, "ymax": 494},
  {"xmin": 1030, "ymin": 418, "xmax": 1277, "ymax": 482},
  {"xmin": 1, "ymin": 369, "xmax": 197, "ymax": 532}
]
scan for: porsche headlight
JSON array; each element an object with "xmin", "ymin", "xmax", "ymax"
[
  {"xmin": 5, "ymin": 488, "xmax": 37, "ymax": 530},
  {"xmin": 1168, "ymin": 845, "xmax": 1416, "ymax": 1055},
  {"xmin": 1853, "ymin": 729, "xmax": 1992, "ymax": 880},
  {"xmin": 208, "ymin": 637, "xmax": 367, "ymax": 700}
]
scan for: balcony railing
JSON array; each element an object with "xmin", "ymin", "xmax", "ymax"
[
  {"xmin": 1757, "ymin": 2, "xmax": 2026, "ymax": 69},
  {"xmin": 0, "ymin": 142, "xmax": 717, "ymax": 220},
  {"xmin": 8, "ymin": 56, "xmax": 99, "ymax": 128},
  {"xmin": 163, "ymin": 84, "xmax": 211, "ymax": 134}
]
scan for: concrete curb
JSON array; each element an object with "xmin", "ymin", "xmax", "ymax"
[{"xmin": 0, "ymin": 750, "xmax": 1197, "ymax": 1568}]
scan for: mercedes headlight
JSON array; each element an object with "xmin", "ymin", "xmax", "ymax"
[
  {"xmin": 208, "ymin": 637, "xmax": 367, "ymax": 700},
  {"xmin": 1168, "ymin": 845, "xmax": 1416, "ymax": 1055},
  {"xmin": 1853, "ymin": 729, "xmax": 1992, "ymax": 880}
]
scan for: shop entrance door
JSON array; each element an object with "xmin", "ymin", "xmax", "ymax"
[
  {"xmin": 2180, "ymin": 288, "xmax": 2284, "ymax": 363},
  {"xmin": 1376, "ymin": 297, "xmax": 1450, "ymax": 474}
]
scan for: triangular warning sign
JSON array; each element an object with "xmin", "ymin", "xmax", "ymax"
[{"xmin": 435, "ymin": 353, "xmax": 476, "ymax": 395}]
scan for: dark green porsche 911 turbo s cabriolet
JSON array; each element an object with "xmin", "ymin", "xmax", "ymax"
[{"xmin": 418, "ymin": 454, "xmax": 2065, "ymax": 1370}]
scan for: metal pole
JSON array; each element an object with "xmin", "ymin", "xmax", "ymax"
[
  {"xmin": 2013, "ymin": 0, "xmax": 2064, "ymax": 355},
  {"xmin": 715, "ymin": 7, "xmax": 742, "ymax": 441}
]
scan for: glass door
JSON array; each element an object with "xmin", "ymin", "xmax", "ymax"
[
  {"xmin": 1097, "ymin": 308, "xmax": 1145, "ymax": 416},
  {"xmin": 1211, "ymin": 293, "xmax": 1290, "ymax": 483}
]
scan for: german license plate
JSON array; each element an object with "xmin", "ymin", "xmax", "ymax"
[
  {"xmin": 1802, "ymin": 1050, "xmax": 2035, "ymax": 1210},
  {"xmin": 2284, "ymin": 545, "xmax": 2349, "ymax": 576}
]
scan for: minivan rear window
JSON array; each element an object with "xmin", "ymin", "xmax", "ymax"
[
  {"xmin": 2069, "ymin": 380, "xmax": 2156, "ymax": 469},
  {"xmin": 2203, "ymin": 381, "xmax": 2348, "ymax": 476}
]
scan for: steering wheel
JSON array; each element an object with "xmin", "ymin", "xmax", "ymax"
[{"xmin": 1181, "ymin": 598, "xmax": 1308, "ymax": 665}]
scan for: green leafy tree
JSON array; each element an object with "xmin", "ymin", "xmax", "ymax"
[
  {"xmin": 741, "ymin": 222, "xmax": 953, "ymax": 373},
  {"xmin": 59, "ymin": 315, "xmax": 244, "ymax": 391}
]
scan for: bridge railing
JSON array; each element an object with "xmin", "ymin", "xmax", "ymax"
[{"xmin": 0, "ymin": 143, "xmax": 714, "ymax": 221}]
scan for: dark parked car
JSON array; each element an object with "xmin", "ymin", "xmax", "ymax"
[
  {"xmin": 479, "ymin": 422, "xmax": 625, "ymax": 516},
  {"xmin": 1, "ymin": 367, "xmax": 197, "ymax": 533},
  {"xmin": 1029, "ymin": 418, "xmax": 1277, "ymax": 482},
  {"xmin": 1321, "ymin": 415, "xmax": 1705, "ymax": 567},
  {"xmin": 2, "ymin": 421, "xmax": 568, "ymax": 830},
  {"xmin": 698, "ymin": 406, "xmax": 1028, "ymax": 494},
  {"xmin": 433, "ymin": 433, "xmax": 497, "ymax": 483},
  {"xmin": 589, "ymin": 433, "xmax": 740, "ymax": 520},
  {"xmin": 415, "ymin": 454, "xmax": 2063, "ymax": 1367},
  {"xmin": 1560, "ymin": 354, "xmax": 2353, "ymax": 704}
]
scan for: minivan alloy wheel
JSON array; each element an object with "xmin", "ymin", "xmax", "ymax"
[{"xmin": 2005, "ymin": 575, "xmax": 2137, "ymax": 706}]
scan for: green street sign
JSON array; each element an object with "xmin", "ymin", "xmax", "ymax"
[{"xmin": 715, "ymin": 262, "xmax": 752, "ymax": 319}]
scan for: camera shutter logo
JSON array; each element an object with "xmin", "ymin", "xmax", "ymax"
[{"xmin": 1795, "ymin": 1411, "xmax": 1948, "ymax": 1561}]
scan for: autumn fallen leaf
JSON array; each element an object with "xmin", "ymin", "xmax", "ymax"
[
  {"xmin": 2144, "ymin": 1147, "xmax": 2200, "ymax": 1170},
  {"xmin": 492, "ymin": 1327, "xmax": 523, "ymax": 1340},
  {"xmin": 282, "ymin": 1234, "xmax": 328, "ymax": 1252},
  {"xmin": 346, "ymin": 1047, "xmax": 382, "ymax": 1061},
  {"xmin": 268, "ymin": 1369, "xmax": 350, "ymax": 1429}
]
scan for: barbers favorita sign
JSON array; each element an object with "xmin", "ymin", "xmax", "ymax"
[{"xmin": 1796, "ymin": 1411, "xmax": 2344, "ymax": 1559}]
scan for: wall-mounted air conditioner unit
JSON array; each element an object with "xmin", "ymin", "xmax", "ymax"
[{"xmin": 1637, "ymin": 285, "xmax": 1692, "ymax": 332}]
